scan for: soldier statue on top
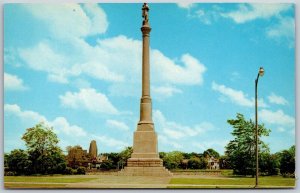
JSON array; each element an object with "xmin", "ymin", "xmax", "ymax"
[{"xmin": 142, "ymin": 3, "xmax": 149, "ymax": 25}]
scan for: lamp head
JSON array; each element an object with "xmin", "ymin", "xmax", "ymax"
[{"xmin": 259, "ymin": 67, "xmax": 264, "ymax": 77}]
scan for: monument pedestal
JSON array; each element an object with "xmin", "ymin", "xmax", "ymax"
[{"xmin": 118, "ymin": 124, "xmax": 172, "ymax": 176}]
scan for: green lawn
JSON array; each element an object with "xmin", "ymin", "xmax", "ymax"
[
  {"xmin": 5, "ymin": 183, "xmax": 67, "ymax": 188},
  {"xmin": 168, "ymin": 176, "xmax": 295, "ymax": 188},
  {"xmin": 4, "ymin": 176, "xmax": 97, "ymax": 183}
]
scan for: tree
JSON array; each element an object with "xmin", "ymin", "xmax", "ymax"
[
  {"xmin": 203, "ymin": 148, "xmax": 220, "ymax": 158},
  {"xmin": 187, "ymin": 156, "xmax": 207, "ymax": 169},
  {"xmin": 225, "ymin": 113, "xmax": 270, "ymax": 176},
  {"xmin": 21, "ymin": 122, "xmax": 66, "ymax": 174},
  {"xmin": 6, "ymin": 149, "xmax": 32, "ymax": 175},
  {"xmin": 259, "ymin": 152, "xmax": 279, "ymax": 176},
  {"xmin": 162, "ymin": 151, "xmax": 184, "ymax": 170},
  {"xmin": 104, "ymin": 152, "xmax": 120, "ymax": 169},
  {"xmin": 279, "ymin": 145, "xmax": 295, "ymax": 177},
  {"xmin": 219, "ymin": 155, "xmax": 231, "ymax": 169},
  {"xmin": 119, "ymin": 146, "xmax": 133, "ymax": 163}
]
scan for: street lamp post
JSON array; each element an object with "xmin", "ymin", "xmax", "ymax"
[{"xmin": 255, "ymin": 67, "xmax": 264, "ymax": 188}]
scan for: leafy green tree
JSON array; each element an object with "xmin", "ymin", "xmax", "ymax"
[
  {"xmin": 259, "ymin": 152, "xmax": 279, "ymax": 176},
  {"xmin": 119, "ymin": 146, "xmax": 133, "ymax": 163},
  {"xmin": 159, "ymin": 152, "xmax": 167, "ymax": 159},
  {"xmin": 187, "ymin": 156, "xmax": 201, "ymax": 169},
  {"xmin": 279, "ymin": 145, "xmax": 295, "ymax": 177},
  {"xmin": 225, "ymin": 113, "xmax": 270, "ymax": 176},
  {"xmin": 187, "ymin": 156, "xmax": 207, "ymax": 169},
  {"xmin": 162, "ymin": 151, "xmax": 184, "ymax": 170},
  {"xmin": 21, "ymin": 122, "xmax": 66, "ymax": 174},
  {"xmin": 6, "ymin": 149, "xmax": 32, "ymax": 175},
  {"xmin": 104, "ymin": 152, "xmax": 120, "ymax": 169},
  {"xmin": 219, "ymin": 155, "xmax": 231, "ymax": 169},
  {"xmin": 203, "ymin": 148, "xmax": 220, "ymax": 158}
]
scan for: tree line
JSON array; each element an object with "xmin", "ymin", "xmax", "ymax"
[{"xmin": 4, "ymin": 115, "xmax": 295, "ymax": 177}]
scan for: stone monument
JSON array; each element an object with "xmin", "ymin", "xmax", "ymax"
[
  {"xmin": 118, "ymin": 3, "xmax": 172, "ymax": 176},
  {"xmin": 89, "ymin": 140, "xmax": 98, "ymax": 159}
]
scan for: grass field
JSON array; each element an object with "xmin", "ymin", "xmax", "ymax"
[
  {"xmin": 168, "ymin": 176, "xmax": 295, "ymax": 188},
  {"xmin": 4, "ymin": 174, "xmax": 295, "ymax": 189},
  {"xmin": 4, "ymin": 176, "xmax": 98, "ymax": 183}
]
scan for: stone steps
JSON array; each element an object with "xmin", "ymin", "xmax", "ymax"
[{"xmin": 118, "ymin": 166, "xmax": 173, "ymax": 176}]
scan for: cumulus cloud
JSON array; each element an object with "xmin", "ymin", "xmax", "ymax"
[
  {"xmin": 268, "ymin": 92, "xmax": 289, "ymax": 105},
  {"xmin": 222, "ymin": 4, "xmax": 292, "ymax": 24},
  {"xmin": 19, "ymin": 34, "xmax": 206, "ymax": 96},
  {"xmin": 212, "ymin": 81, "xmax": 268, "ymax": 108},
  {"xmin": 23, "ymin": 4, "xmax": 108, "ymax": 39},
  {"xmin": 4, "ymin": 104, "xmax": 87, "ymax": 137},
  {"xmin": 152, "ymin": 52, "xmax": 206, "ymax": 85},
  {"xmin": 4, "ymin": 73, "xmax": 28, "ymax": 91},
  {"xmin": 19, "ymin": 42, "xmax": 75, "ymax": 83},
  {"xmin": 52, "ymin": 117, "xmax": 87, "ymax": 137},
  {"xmin": 259, "ymin": 109, "xmax": 295, "ymax": 127},
  {"xmin": 106, "ymin": 119, "xmax": 130, "ymax": 131},
  {"xmin": 153, "ymin": 110, "xmax": 213, "ymax": 140},
  {"xmin": 17, "ymin": 3, "xmax": 207, "ymax": 99},
  {"xmin": 59, "ymin": 88, "xmax": 119, "ymax": 114},
  {"xmin": 93, "ymin": 135, "xmax": 129, "ymax": 149},
  {"xmin": 4, "ymin": 104, "xmax": 46, "ymax": 124}
]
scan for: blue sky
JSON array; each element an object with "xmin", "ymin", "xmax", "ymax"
[{"xmin": 4, "ymin": 3, "xmax": 295, "ymax": 155}]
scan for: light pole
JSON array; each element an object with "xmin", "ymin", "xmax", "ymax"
[{"xmin": 255, "ymin": 67, "xmax": 264, "ymax": 188}]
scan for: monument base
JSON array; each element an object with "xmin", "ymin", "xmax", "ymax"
[
  {"xmin": 118, "ymin": 158, "xmax": 172, "ymax": 176},
  {"xmin": 118, "ymin": 166, "xmax": 172, "ymax": 176}
]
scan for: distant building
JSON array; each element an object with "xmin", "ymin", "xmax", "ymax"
[
  {"xmin": 66, "ymin": 145, "xmax": 90, "ymax": 168},
  {"xmin": 89, "ymin": 140, "xmax": 98, "ymax": 159},
  {"xmin": 66, "ymin": 140, "xmax": 106, "ymax": 169},
  {"xmin": 207, "ymin": 156, "xmax": 220, "ymax": 170}
]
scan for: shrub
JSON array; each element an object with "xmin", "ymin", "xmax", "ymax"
[
  {"xmin": 64, "ymin": 167, "xmax": 73, "ymax": 175},
  {"xmin": 76, "ymin": 167, "xmax": 86, "ymax": 175},
  {"xmin": 5, "ymin": 171, "xmax": 17, "ymax": 176}
]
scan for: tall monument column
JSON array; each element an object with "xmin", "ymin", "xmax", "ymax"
[
  {"xmin": 139, "ymin": 3, "xmax": 153, "ymax": 125},
  {"xmin": 118, "ymin": 3, "xmax": 172, "ymax": 176}
]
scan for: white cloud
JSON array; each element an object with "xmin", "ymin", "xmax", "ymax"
[
  {"xmin": 177, "ymin": 3, "xmax": 195, "ymax": 9},
  {"xmin": 259, "ymin": 109, "xmax": 294, "ymax": 127},
  {"xmin": 152, "ymin": 52, "xmax": 206, "ymax": 85},
  {"xmin": 18, "ymin": 4, "xmax": 206, "ymax": 99},
  {"xmin": 4, "ymin": 104, "xmax": 47, "ymax": 124},
  {"xmin": 4, "ymin": 104, "xmax": 87, "ymax": 137},
  {"xmin": 93, "ymin": 135, "xmax": 128, "ymax": 149},
  {"xmin": 158, "ymin": 135, "xmax": 183, "ymax": 149},
  {"xmin": 4, "ymin": 73, "xmax": 28, "ymax": 91},
  {"xmin": 52, "ymin": 117, "xmax": 87, "ymax": 137},
  {"xmin": 23, "ymin": 4, "xmax": 108, "ymax": 39},
  {"xmin": 59, "ymin": 88, "xmax": 119, "ymax": 114},
  {"xmin": 268, "ymin": 92, "xmax": 289, "ymax": 105},
  {"xmin": 212, "ymin": 81, "xmax": 267, "ymax": 108},
  {"xmin": 266, "ymin": 16, "xmax": 295, "ymax": 48},
  {"xmin": 106, "ymin": 119, "xmax": 130, "ymax": 131},
  {"xmin": 153, "ymin": 110, "xmax": 212, "ymax": 140},
  {"xmin": 152, "ymin": 86, "xmax": 182, "ymax": 99},
  {"xmin": 222, "ymin": 4, "xmax": 292, "ymax": 24},
  {"xmin": 19, "ymin": 42, "xmax": 74, "ymax": 84}
]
